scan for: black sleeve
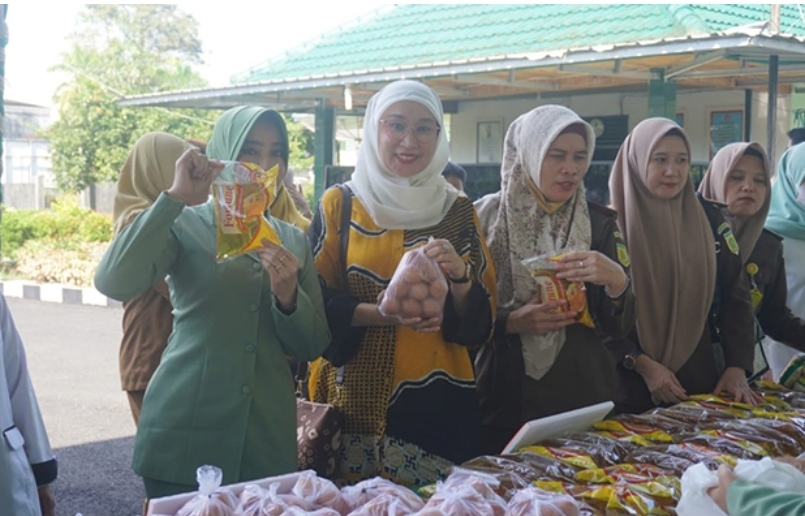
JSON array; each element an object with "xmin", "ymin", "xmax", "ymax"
[
  {"xmin": 588, "ymin": 215, "xmax": 636, "ymax": 340},
  {"xmin": 757, "ymin": 248, "xmax": 805, "ymax": 352},
  {"xmin": 31, "ymin": 458, "xmax": 57, "ymax": 486},
  {"xmin": 716, "ymin": 235, "xmax": 756, "ymax": 372},
  {"xmin": 442, "ymin": 282, "xmax": 493, "ymax": 347}
]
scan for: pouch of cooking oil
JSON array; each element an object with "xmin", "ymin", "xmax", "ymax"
[
  {"xmin": 212, "ymin": 162, "xmax": 281, "ymax": 261},
  {"xmin": 521, "ymin": 249, "xmax": 595, "ymax": 329}
]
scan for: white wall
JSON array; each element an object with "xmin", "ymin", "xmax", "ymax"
[{"xmin": 449, "ymin": 89, "xmax": 792, "ymax": 168}]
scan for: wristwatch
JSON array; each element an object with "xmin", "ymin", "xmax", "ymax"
[
  {"xmin": 448, "ymin": 262, "xmax": 471, "ymax": 284},
  {"xmin": 622, "ymin": 348, "xmax": 643, "ymax": 370}
]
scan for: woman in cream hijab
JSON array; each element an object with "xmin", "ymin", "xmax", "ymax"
[
  {"xmin": 474, "ymin": 105, "xmax": 635, "ymax": 454},
  {"xmin": 609, "ymin": 118, "xmax": 757, "ymax": 414},
  {"xmin": 112, "ymin": 132, "xmax": 192, "ymax": 423},
  {"xmin": 308, "ymin": 80, "xmax": 497, "ymax": 486}
]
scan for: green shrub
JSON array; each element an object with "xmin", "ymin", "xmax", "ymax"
[{"xmin": 1, "ymin": 195, "xmax": 112, "ymax": 259}]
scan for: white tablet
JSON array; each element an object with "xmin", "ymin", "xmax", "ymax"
[{"xmin": 501, "ymin": 401, "xmax": 615, "ymax": 454}]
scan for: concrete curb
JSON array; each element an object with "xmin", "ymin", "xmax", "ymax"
[{"xmin": 0, "ymin": 280, "xmax": 122, "ymax": 308}]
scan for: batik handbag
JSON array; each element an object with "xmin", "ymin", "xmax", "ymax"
[{"xmin": 296, "ymin": 361, "xmax": 344, "ymax": 478}]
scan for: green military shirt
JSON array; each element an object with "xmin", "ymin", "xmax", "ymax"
[{"xmin": 95, "ymin": 193, "xmax": 330, "ymax": 486}]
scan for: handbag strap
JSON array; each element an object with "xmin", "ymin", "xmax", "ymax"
[{"xmin": 296, "ymin": 184, "xmax": 352, "ymax": 398}]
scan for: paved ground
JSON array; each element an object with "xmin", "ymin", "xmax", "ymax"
[{"xmin": 10, "ymin": 297, "xmax": 144, "ymax": 516}]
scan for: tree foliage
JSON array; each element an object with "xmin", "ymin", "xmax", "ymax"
[
  {"xmin": 283, "ymin": 115, "xmax": 315, "ymax": 173},
  {"xmin": 47, "ymin": 5, "xmax": 216, "ymax": 192}
]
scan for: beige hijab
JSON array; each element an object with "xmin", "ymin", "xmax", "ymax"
[
  {"xmin": 476, "ymin": 105, "xmax": 595, "ymax": 380},
  {"xmin": 609, "ymin": 118, "xmax": 716, "ymax": 373},
  {"xmin": 698, "ymin": 142, "xmax": 771, "ymax": 264},
  {"xmin": 113, "ymin": 132, "xmax": 191, "ymax": 235}
]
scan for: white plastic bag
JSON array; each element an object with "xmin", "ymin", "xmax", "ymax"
[
  {"xmin": 676, "ymin": 463, "xmax": 728, "ymax": 516},
  {"xmin": 176, "ymin": 465, "xmax": 238, "ymax": 516},
  {"xmin": 677, "ymin": 458, "xmax": 805, "ymax": 516}
]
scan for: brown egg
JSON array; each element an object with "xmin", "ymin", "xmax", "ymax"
[
  {"xmin": 409, "ymin": 282, "xmax": 429, "ymax": 301},
  {"xmin": 421, "ymin": 264, "xmax": 438, "ymax": 283},
  {"xmin": 400, "ymin": 298, "xmax": 423, "ymax": 318},
  {"xmin": 402, "ymin": 268, "xmax": 421, "ymax": 284},
  {"xmin": 421, "ymin": 298, "xmax": 442, "ymax": 319},
  {"xmin": 380, "ymin": 296, "xmax": 400, "ymax": 315},
  {"xmin": 429, "ymin": 279, "xmax": 448, "ymax": 299},
  {"xmin": 393, "ymin": 280, "xmax": 410, "ymax": 300}
]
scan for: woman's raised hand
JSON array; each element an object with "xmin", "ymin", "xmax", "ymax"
[
  {"xmin": 166, "ymin": 147, "xmax": 225, "ymax": 206},
  {"xmin": 257, "ymin": 238, "xmax": 299, "ymax": 313},
  {"xmin": 423, "ymin": 238, "xmax": 467, "ymax": 282},
  {"xmin": 555, "ymin": 250, "xmax": 628, "ymax": 297}
]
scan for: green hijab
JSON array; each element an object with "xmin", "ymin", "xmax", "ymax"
[
  {"xmin": 766, "ymin": 143, "xmax": 805, "ymax": 240},
  {"xmin": 207, "ymin": 106, "xmax": 311, "ymax": 231},
  {"xmin": 207, "ymin": 106, "xmax": 289, "ymax": 166}
]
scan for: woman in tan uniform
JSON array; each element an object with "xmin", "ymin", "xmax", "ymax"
[{"xmin": 699, "ymin": 143, "xmax": 805, "ymax": 371}]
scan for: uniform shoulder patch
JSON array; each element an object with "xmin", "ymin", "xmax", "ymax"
[
  {"xmin": 616, "ymin": 242, "xmax": 630, "ymax": 267},
  {"xmin": 717, "ymin": 223, "xmax": 740, "ymax": 255}
]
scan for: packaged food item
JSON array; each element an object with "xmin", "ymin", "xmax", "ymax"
[
  {"xmin": 575, "ymin": 464, "xmax": 672, "ymax": 485},
  {"xmin": 593, "ymin": 420, "xmax": 674, "ymax": 444},
  {"xmin": 676, "ymin": 433, "xmax": 766, "ymax": 460},
  {"xmin": 624, "ymin": 449, "xmax": 696, "ymax": 477},
  {"xmin": 607, "ymin": 413, "xmax": 695, "ymax": 436},
  {"xmin": 507, "ymin": 486, "xmax": 581, "ymax": 516},
  {"xmin": 658, "ymin": 443, "xmax": 737, "ymax": 469},
  {"xmin": 377, "ymin": 240, "xmax": 449, "ymax": 324},
  {"xmin": 176, "ymin": 465, "xmax": 238, "ymax": 516},
  {"xmin": 519, "ymin": 446, "xmax": 599, "ymax": 471},
  {"xmin": 212, "ymin": 162, "xmax": 282, "ymax": 261},
  {"xmin": 540, "ymin": 433, "xmax": 636, "ymax": 467},
  {"xmin": 521, "ymin": 249, "xmax": 594, "ymax": 328}
]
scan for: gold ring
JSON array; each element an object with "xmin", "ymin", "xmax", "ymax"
[
  {"xmin": 273, "ymin": 263, "xmax": 283, "ymax": 271},
  {"xmin": 579, "ymin": 261, "xmax": 584, "ymax": 269}
]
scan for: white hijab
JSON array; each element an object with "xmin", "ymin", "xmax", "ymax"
[
  {"xmin": 348, "ymin": 80, "xmax": 458, "ymax": 230},
  {"xmin": 476, "ymin": 106, "xmax": 595, "ymax": 380}
]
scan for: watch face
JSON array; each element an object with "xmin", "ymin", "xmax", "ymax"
[{"xmin": 590, "ymin": 118, "xmax": 605, "ymax": 138}]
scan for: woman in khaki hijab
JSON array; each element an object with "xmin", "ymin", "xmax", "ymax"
[
  {"xmin": 699, "ymin": 143, "xmax": 805, "ymax": 378},
  {"xmin": 112, "ymin": 132, "xmax": 193, "ymax": 423},
  {"xmin": 609, "ymin": 118, "xmax": 757, "ymax": 414}
]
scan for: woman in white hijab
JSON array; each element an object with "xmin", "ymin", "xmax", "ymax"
[
  {"xmin": 474, "ymin": 105, "xmax": 635, "ymax": 454},
  {"xmin": 308, "ymin": 80, "xmax": 497, "ymax": 487}
]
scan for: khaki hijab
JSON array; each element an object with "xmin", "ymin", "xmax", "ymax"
[
  {"xmin": 113, "ymin": 132, "xmax": 191, "ymax": 235},
  {"xmin": 609, "ymin": 118, "xmax": 716, "ymax": 373},
  {"xmin": 698, "ymin": 142, "xmax": 771, "ymax": 263},
  {"xmin": 476, "ymin": 105, "xmax": 595, "ymax": 380}
]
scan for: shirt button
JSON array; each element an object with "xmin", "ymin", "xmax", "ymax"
[
  {"xmin": 249, "ymin": 303, "xmax": 258, "ymax": 311},
  {"xmin": 242, "ymin": 386, "xmax": 251, "ymax": 395},
  {"xmin": 244, "ymin": 344, "xmax": 255, "ymax": 353},
  {"xmin": 253, "ymin": 263, "xmax": 262, "ymax": 271}
]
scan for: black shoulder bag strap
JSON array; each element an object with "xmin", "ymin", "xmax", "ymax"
[{"xmin": 296, "ymin": 184, "xmax": 352, "ymax": 398}]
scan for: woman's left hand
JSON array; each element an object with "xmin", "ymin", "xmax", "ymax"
[
  {"xmin": 423, "ymin": 239, "xmax": 467, "ymax": 283},
  {"xmin": 555, "ymin": 250, "xmax": 627, "ymax": 295},
  {"xmin": 714, "ymin": 367, "xmax": 761, "ymax": 405},
  {"xmin": 256, "ymin": 238, "xmax": 299, "ymax": 312},
  {"xmin": 707, "ymin": 464, "xmax": 736, "ymax": 513}
]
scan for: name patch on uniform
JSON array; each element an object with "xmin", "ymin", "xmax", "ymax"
[
  {"xmin": 616, "ymin": 242, "xmax": 630, "ymax": 267},
  {"xmin": 717, "ymin": 222, "xmax": 740, "ymax": 256}
]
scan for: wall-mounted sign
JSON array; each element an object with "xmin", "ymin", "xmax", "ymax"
[
  {"xmin": 477, "ymin": 120, "xmax": 503, "ymax": 163},
  {"xmin": 710, "ymin": 110, "xmax": 743, "ymax": 159}
]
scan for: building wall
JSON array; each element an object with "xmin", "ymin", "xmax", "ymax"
[{"xmin": 449, "ymin": 89, "xmax": 792, "ymax": 170}]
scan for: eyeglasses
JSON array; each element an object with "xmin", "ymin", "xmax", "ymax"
[{"xmin": 379, "ymin": 118, "xmax": 441, "ymax": 143}]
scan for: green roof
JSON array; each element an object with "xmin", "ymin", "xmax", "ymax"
[{"xmin": 233, "ymin": 4, "xmax": 805, "ymax": 84}]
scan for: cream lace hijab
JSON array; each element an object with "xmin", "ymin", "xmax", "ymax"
[
  {"xmin": 476, "ymin": 105, "xmax": 595, "ymax": 380},
  {"xmin": 347, "ymin": 80, "xmax": 457, "ymax": 230}
]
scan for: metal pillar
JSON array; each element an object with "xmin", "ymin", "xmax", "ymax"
[
  {"xmin": 648, "ymin": 69, "xmax": 676, "ymax": 119},
  {"xmin": 0, "ymin": 6, "xmax": 8, "ymax": 259},
  {"xmin": 768, "ymin": 55, "xmax": 779, "ymax": 171},
  {"xmin": 313, "ymin": 100, "xmax": 334, "ymax": 205},
  {"xmin": 744, "ymin": 89, "xmax": 752, "ymax": 141}
]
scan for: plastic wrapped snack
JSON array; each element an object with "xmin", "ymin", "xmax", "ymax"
[
  {"xmin": 377, "ymin": 241, "xmax": 450, "ymax": 324},
  {"xmin": 212, "ymin": 162, "xmax": 282, "ymax": 261},
  {"xmin": 422, "ymin": 470, "xmax": 508, "ymax": 516},
  {"xmin": 540, "ymin": 432, "xmax": 637, "ymax": 467},
  {"xmin": 176, "ymin": 465, "xmax": 238, "ymax": 516},
  {"xmin": 521, "ymin": 250, "xmax": 594, "ymax": 328},
  {"xmin": 507, "ymin": 487, "xmax": 581, "ymax": 516}
]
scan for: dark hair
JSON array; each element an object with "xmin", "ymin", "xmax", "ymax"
[
  {"xmin": 743, "ymin": 147, "xmax": 765, "ymax": 160},
  {"xmin": 442, "ymin": 161, "xmax": 467, "ymax": 183},
  {"xmin": 788, "ymin": 127, "xmax": 805, "ymax": 146},
  {"xmin": 559, "ymin": 123, "xmax": 588, "ymax": 143}
]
